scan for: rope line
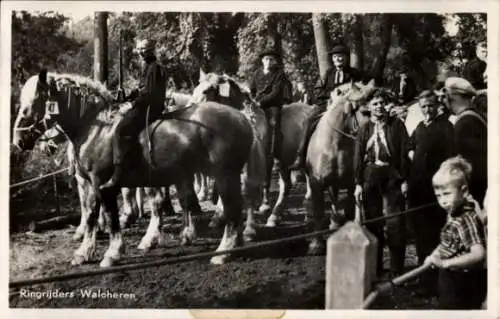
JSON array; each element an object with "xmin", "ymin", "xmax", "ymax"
[
  {"xmin": 10, "ymin": 167, "xmax": 70, "ymax": 189},
  {"xmin": 9, "ymin": 201, "xmax": 437, "ymax": 289}
]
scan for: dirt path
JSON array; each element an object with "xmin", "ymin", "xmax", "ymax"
[{"xmin": 9, "ymin": 173, "xmax": 436, "ymax": 309}]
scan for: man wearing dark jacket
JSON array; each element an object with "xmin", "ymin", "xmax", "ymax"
[
  {"xmin": 445, "ymin": 77, "xmax": 487, "ymax": 205},
  {"xmin": 463, "ymin": 41, "xmax": 487, "ymax": 90},
  {"xmin": 101, "ymin": 38, "xmax": 167, "ymax": 190},
  {"xmin": 392, "ymin": 66, "xmax": 417, "ymax": 105},
  {"xmin": 249, "ymin": 48, "xmax": 289, "ymax": 171},
  {"xmin": 354, "ymin": 89, "xmax": 411, "ymax": 276},
  {"xmin": 408, "ymin": 90, "xmax": 456, "ymax": 294},
  {"xmin": 290, "ymin": 43, "xmax": 364, "ymax": 170}
]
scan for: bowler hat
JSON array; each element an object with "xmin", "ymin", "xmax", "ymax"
[
  {"xmin": 329, "ymin": 44, "xmax": 349, "ymax": 55},
  {"xmin": 444, "ymin": 77, "xmax": 477, "ymax": 97},
  {"xmin": 259, "ymin": 48, "xmax": 281, "ymax": 60}
]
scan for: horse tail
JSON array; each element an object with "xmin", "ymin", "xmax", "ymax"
[{"xmin": 242, "ymin": 109, "xmax": 268, "ymax": 197}]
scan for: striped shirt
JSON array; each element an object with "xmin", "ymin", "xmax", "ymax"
[{"xmin": 438, "ymin": 200, "xmax": 486, "ymax": 260}]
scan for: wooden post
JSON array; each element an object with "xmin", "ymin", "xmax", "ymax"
[
  {"xmin": 325, "ymin": 221, "xmax": 378, "ymax": 309},
  {"xmin": 94, "ymin": 12, "xmax": 108, "ymax": 86}
]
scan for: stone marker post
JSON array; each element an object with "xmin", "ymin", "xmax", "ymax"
[{"xmin": 325, "ymin": 221, "xmax": 378, "ymax": 309}]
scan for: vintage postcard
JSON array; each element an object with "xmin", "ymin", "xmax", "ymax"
[{"xmin": 1, "ymin": 1, "xmax": 499, "ymax": 318}]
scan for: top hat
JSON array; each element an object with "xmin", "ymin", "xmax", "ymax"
[
  {"xmin": 328, "ymin": 44, "xmax": 349, "ymax": 55},
  {"xmin": 259, "ymin": 48, "xmax": 281, "ymax": 60}
]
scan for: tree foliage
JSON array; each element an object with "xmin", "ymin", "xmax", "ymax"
[{"xmin": 11, "ymin": 11, "xmax": 488, "ymax": 109}]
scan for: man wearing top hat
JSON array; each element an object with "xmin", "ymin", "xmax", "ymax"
[
  {"xmin": 444, "ymin": 77, "xmax": 487, "ymax": 205},
  {"xmin": 249, "ymin": 47, "xmax": 290, "ymax": 169},
  {"xmin": 100, "ymin": 38, "xmax": 167, "ymax": 190},
  {"xmin": 290, "ymin": 43, "xmax": 365, "ymax": 170}
]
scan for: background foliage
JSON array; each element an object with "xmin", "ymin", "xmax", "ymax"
[{"xmin": 10, "ymin": 11, "xmax": 487, "ymax": 187}]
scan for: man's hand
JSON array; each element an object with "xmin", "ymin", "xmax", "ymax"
[{"xmin": 401, "ymin": 181, "xmax": 408, "ymax": 198}]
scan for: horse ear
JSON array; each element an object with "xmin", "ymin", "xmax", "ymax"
[{"xmin": 39, "ymin": 69, "xmax": 48, "ymax": 83}]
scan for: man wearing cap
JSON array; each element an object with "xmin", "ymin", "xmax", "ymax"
[
  {"xmin": 407, "ymin": 90, "xmax": 456, "ymax": 295},
  {"xmin": 101, "ymin": 38, "xmax": 167, "ymax": 190},
  {"xmin": 290, "ymin": 43, "xmax": 364, "ymax": 170},
  {"xmin": 444, "ymin": 77, "xmax": 487, "ymax": 205},
  {"xmin": 463, "ymin": 41, "xmax": 487, "ymax": 90},
  {"xmin": 249, "ymin": 48, "xmax": 289, "ymax": 168}
]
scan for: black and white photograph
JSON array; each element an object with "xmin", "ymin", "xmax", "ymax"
[{"xmin": 3, "ymin": 0, "xmax": 498, "ymax": 316}]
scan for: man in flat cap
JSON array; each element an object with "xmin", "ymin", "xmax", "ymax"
[
  {"xmin": 249, "ymin": 47, "xmax": 290, "ymax": 174},
  {"xmin": 101, "ymin": 38, "xmax": 167, "ymax": 190},
  {"xmin": 290, "ymin": 43, "xmax": 365, "ymax": 170},
  {"xmin": 444, "ymin": 77, "xmax": 487, "ymax": 205},
  {"xmin": 463, "ymin": 40, "xmax": 487, "ymax": 90}
]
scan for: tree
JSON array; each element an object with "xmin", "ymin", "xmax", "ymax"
[
  {"xmin": 312, "ymin": 13, "xmax": 332, "ymax": 82},
  {"xmin": 11, "ymin": 11, "xmax": 84, "ymax": 115}
]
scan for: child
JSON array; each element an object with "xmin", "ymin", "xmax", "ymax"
[{"xmin": 424, "ymin": 156, "xmax": 487, "ymax": 309}]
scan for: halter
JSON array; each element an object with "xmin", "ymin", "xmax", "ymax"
[{"xmin": 15, "ymin": 80, "xmax": 92, "ymax": 140}]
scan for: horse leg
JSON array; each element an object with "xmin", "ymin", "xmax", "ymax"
[
  {"xmin": 136, "ymin": 187, "xmax": 145, "ymax": 218},
  {"xmin": 242, "ymin": 173, "xmax": 261, "ymax": 243},
  {"xmin": 210, "ymin": 173, "xmax": 243, "ymax": 265},
  {"xmin": 100, "ymin": 187, "xmax": 125, "ymax": 268},
  {"xmin": 73, "ymin": 174, "xmax": 91, "ymax": 241},
  {"xmin": 266, "ymin": 167, "xmax": 291, "ymax": 227},
  {"xmin": 327, "ymin": 186, "xmax": 341, "ymax": 230},
  {"xmin": 119, "ymin": 187, "xmax": 138, "ymax": 229},
  {"xmin": 259, "ymin": 183, "xmax": 272, "ymax": 215},
  {"xmin": 71, "ymin": 187, "xmax": 100, "ymax": 266},
  {"xmin": 178, "ymin": 177, "xmax": 200, "ymax": 245},
  {"xmin": 304, "ymin": 171, "xmax": 312, "ymax": 202},
  {"xmin": 161, "ymin": 187, "xmax": 176, "ymax": 216},
  {"xmin": 196, "ymin": 172, "xmax": 209, "ymax": 201},
  {"xmin": 307, "ymin": 179, "xmax": 327, "ymax": 255},
  {"xmin": 138, "ymin": 187, "xmax": 166, "ymax": 250}
]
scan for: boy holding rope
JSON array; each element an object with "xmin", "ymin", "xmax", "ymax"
[{"xmin": 424, "ymin": 156, "xmax": 486, "ymax": 309}]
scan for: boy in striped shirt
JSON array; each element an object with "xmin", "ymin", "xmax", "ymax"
[{"xmin": 424, "ymin": 156, "xmax": 487, "ymax": 309}]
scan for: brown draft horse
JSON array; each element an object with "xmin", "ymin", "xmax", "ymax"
[
  {"xmin": 13, "ymin": 71, "xmax": 265, "ymax": 267},
  {"xmin": 192, "ymin": 71, "xmax": 315, "ymax": 229},
  {"xmin": 304, "ymin": 80, "xmax": 375, "ymax": 254}
]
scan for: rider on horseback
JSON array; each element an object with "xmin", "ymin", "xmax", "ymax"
[
  {"xmin": 289, "ymin": 43, "xmax": 365, "ymax": 170},
  {"xmin": 100, "ymin": 38, "xmax": 167, "ymax": 190},
  {"xmin": 249, "ymin": 47, "xmax": 290, "ymax": 165}
]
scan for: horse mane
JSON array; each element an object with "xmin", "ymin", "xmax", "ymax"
[{"xmin": 47, "ymin": 72, "xmax": 115, "ymax": 102}]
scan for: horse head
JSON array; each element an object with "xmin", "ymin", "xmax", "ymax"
[
  {"xmin": 12, "ymin": 70, "xmax": 114, "ymax": 151},
  {"xmin": 192, "ymin": 70, "xmax": 245, "ymax": 110},
  {"xmin": 326, "ymin": 79, "xmax": 375, "ymax": 138}
]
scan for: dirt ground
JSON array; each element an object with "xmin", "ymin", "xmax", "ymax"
[{"xmin": 9, "ymin": 172, "xmax": 437, "ymax": 309}]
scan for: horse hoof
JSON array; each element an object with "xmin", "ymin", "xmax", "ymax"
[
  {"xmin": 258, "ymin": 204, "xmax": 271, "ymax": 215},
  {"xmin": 210, "ymin": 256, "xmax": 226, "ymax": 265},
  {"xmin": 99, "ymin": 257, "xmax": 115, "ymax": 268},
  {"xmin": 72, "ymin": 232, "xmax": 84, "ymax": 241},
  {"xmin": 329, "ymin": 220, "xmax": 341, "ymax": 230},
  {"xmin": 137, "ymin": 241, "xmax": 150, "ymax": 251},
  {"xmin": 71, "ymin": 255, "xmax": 86, "ymax": 266},
  {"xmin": 209, "ymin": 216, "xmax": 223, "ymax": 228},
  {"xmin": 243, "ymin": 228, "xmax": 257, "ymax": 242},
  {"xmin": 307, "ymin": 240, "xmax": 325, "ymax": 256},
  {"xmin": 265, "ymin": 215, "xmax": 278, "ymax": 227}
]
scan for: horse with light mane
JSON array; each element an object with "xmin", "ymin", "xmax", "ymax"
[
  {"xmin": 304, "ymin": 80, "xmax": 375, "ymax": 254},
  {"xmin": 13, "ymin": 71, "xmax": 264, "ymax": 267},
  {"xmin": 192, "ymin": 71, "xmax": 315, "ymax": 229}
]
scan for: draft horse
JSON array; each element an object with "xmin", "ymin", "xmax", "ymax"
[
  {"xmin": 305, "ymin": 80, "xmax": 375, "ymax": 253},
  {"xmin": 193, "ymin": 71, "xmax": 314, "ymax": 228},
  {"xmin": 13, "ymin": 71, "xmax": 264, "ymax": 267}
]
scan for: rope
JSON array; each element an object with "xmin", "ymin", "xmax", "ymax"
[
  {"xmin": 10, "ymin": 167, "xmax": 70, "ymax": 189},
  {"xmin": 9, "ymin": 201, "xmax": 437, "ymax": 289}
]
